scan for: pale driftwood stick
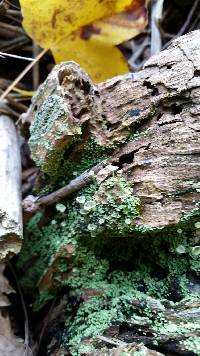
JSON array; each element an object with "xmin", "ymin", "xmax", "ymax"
[
  {"xmin": 23, "ymin": 160, "xmax": 108, "ymax": 214},
  {"xmin": 151, "ymin": 0, "xmax": 164, "ymax": 55},
  {"xmin": 0, "ymin": 114, "xmax": 22, "ymax": 260}
]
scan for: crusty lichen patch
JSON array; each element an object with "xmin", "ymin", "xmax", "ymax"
[
  {"xmin": 29, "ymin": 94, "xmax": 74, "ymax": 175},
  {"xmin": 17, "ymin": 196, "xmax": 200, "ymax": 355}
]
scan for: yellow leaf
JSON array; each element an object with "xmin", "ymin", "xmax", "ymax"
[
  {"xmin": 19, "ymin": 0, "xmax": 148, "ymax": 82},
  {"xmin": 53, "ymin": 35, "xmax": 129, "ymax": 83},
  {"xmin": 20, "ymin": 0, "xmax": 133, "ymax": 48}
]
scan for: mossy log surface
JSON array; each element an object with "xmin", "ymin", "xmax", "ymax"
[{"xmin": 18, "ymin": 31, "xmax": 200, "ymax": 355}]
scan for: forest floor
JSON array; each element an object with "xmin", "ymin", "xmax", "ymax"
[{"xmin": 0, "ymin": 1, "xmax": 200, "ymax": 356}]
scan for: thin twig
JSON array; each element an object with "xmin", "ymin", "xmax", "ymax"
[
  {"xmin": 6, "ymin": 0, "xmax": 20, "ymax": 10},
  {"xmin": 129, "ymin": 37, "xmax": 150, "ymax": 69},
  {"xmin": 176, "ymin": 0, "xmax": 199, "ymax": 37},
  {"xmin": 7, "ymin": 9, "xmax": 22, "ymax": 16},
  {"xmin": 0, "ymin": 48, "xmax": 47, "ymax": 100},
  {"xmin": 5, "ymin": 13, "xmax": 22, "ymax": 23},
  {"xmin": 22, "ymin": 167, "xmax": 38, "ymax": 180},
  {"xmin": 23, "ymin": 160, "xmax": 108, "ymax": 214},
  {"xmin": 163, "ymin": 0, "xmax": 200, "ymax": 50},
  {"xmin": 0, "ymin": 37, "xmax": 29, "ymax": 52},
  {"xmin": 0, "ymin": 21, "xmax": 24, "ymax": 35},
  {"xmin": 0, "ymin": 89, "xmax": 29, "ymax": 112},
  {"xmin": 188, "ymin": 10, "xmax": 200, "ymax": 32},
  {"xmin": 0, "ymin": 51, "xmax": 34, "ymax": 61}
]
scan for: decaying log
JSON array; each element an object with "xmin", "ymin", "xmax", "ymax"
[
  {"xmin": 0, "ymin": 114, "xmax": 22, "ymax": 260},
  {"xmin": 23, "ymin": 30, "xmax": 200, "ymax": 228},
  {"xmin": 18, "ymin": 31, "xmax": 200, "ymax": 356}
]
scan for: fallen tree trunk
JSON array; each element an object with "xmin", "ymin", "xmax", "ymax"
[
  {"xmin": 18, "ymin": 30, "xmax": 200, "ymax": 356},
  {"xmin": 0, "ymin": 114, "xmax": 22, "ymax": 260}
]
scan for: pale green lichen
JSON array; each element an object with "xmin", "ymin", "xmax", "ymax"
[
  {"xmin": 17, "ymin": 178, "xmax": 200, "ymax": 354},
  {"xmin": 176, "ymin": 244, "xmax": 186, "ymax": 254},
  {"xmin": 29, "ymin": 94, "xmax": 72, "ymax": 175},
  {"xmin": 183, "ymin": 336, "xmax": 200, "ymax": 355},
  {"xmin": 56, "ymin": 203, "xmax": 66, "ymax": 213}
]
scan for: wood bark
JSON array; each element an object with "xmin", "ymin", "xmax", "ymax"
[
  {"xmin": 0, "ymin": 114, "xmax": 22, "ymax": 260},
  {"xmin": 24, "ymin": 30, "xmax": 200, "ymax": 228}
]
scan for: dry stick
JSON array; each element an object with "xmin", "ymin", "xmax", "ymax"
[
  {"xmin": 0, "ymin": 28, "xmax": 21, "ymax": 39},
  {"xmin": 5, "ymin": 94, "xmax": 28, "ymax": 112},
  {"xmin": 0, "ymin": 21, "xmax": 25, "ymax": 35},
  {"xmin": 0, "ymin": 47, "xmax": 47, "ymax": 101},
  {"xmin": 6, "ymin": 0, "xmax": 21, "ymax": 10},
  {"xmin": 0, "ymin": 88, "xmax": 29, "ymax": 112},
  {"xmin": 0, "ymin": 114, "xmax": 22, "ymax": 259},
  {"xmin": 189, "ymin": 12, "xmax": 200, "ymax": 32},
  {"xmin": 0, "ymin": 51, "xmax": 34, "ymax": 61},
  {"xmin": 0, "ymin": 37, "xmax": 29, "ymax": 52},
  {"xmin": 129, "ymin": 37, "xmax": 150, "ymax": 69},
  {"xmin": 175, "ymin": 0, "xmax": 200, "ymax": 37},
  {"xmin": 7, "ymin": 9, "xmax": 22, "ymax": 16},
  {"xmin": 23, "ymin": 160, "xmax": 108, "ymax": 214},
  {"xmin": 151, "ymin": 0, "xmax": 164, "ymax": 55},
  {"xmin": 5, "ymin": 13, "xmax": 22, "ymax": 24}
]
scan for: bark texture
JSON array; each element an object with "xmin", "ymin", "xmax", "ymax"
[
  {"xmin": 25, "ymin": 30, "xmax": 200, "ymax": 228},
  {"xmin": 0, "ymin": 115, "xmax": 22, "ymax": 260}
]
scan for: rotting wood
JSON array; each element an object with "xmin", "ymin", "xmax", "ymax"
[
  {"xmin": 0, "ymin": 114, "xmax": 22, "ymax": 260},
  {"xmin": 24, "ymin": 30, "xmax": 200, "ymax": 228},
  {"xmin": 74, "ymin": 296, "xmax": 200, "ymax": 355},
  {"xmin": 18, "ymin": 31, "xmax": 200, "ymax": 356}
]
